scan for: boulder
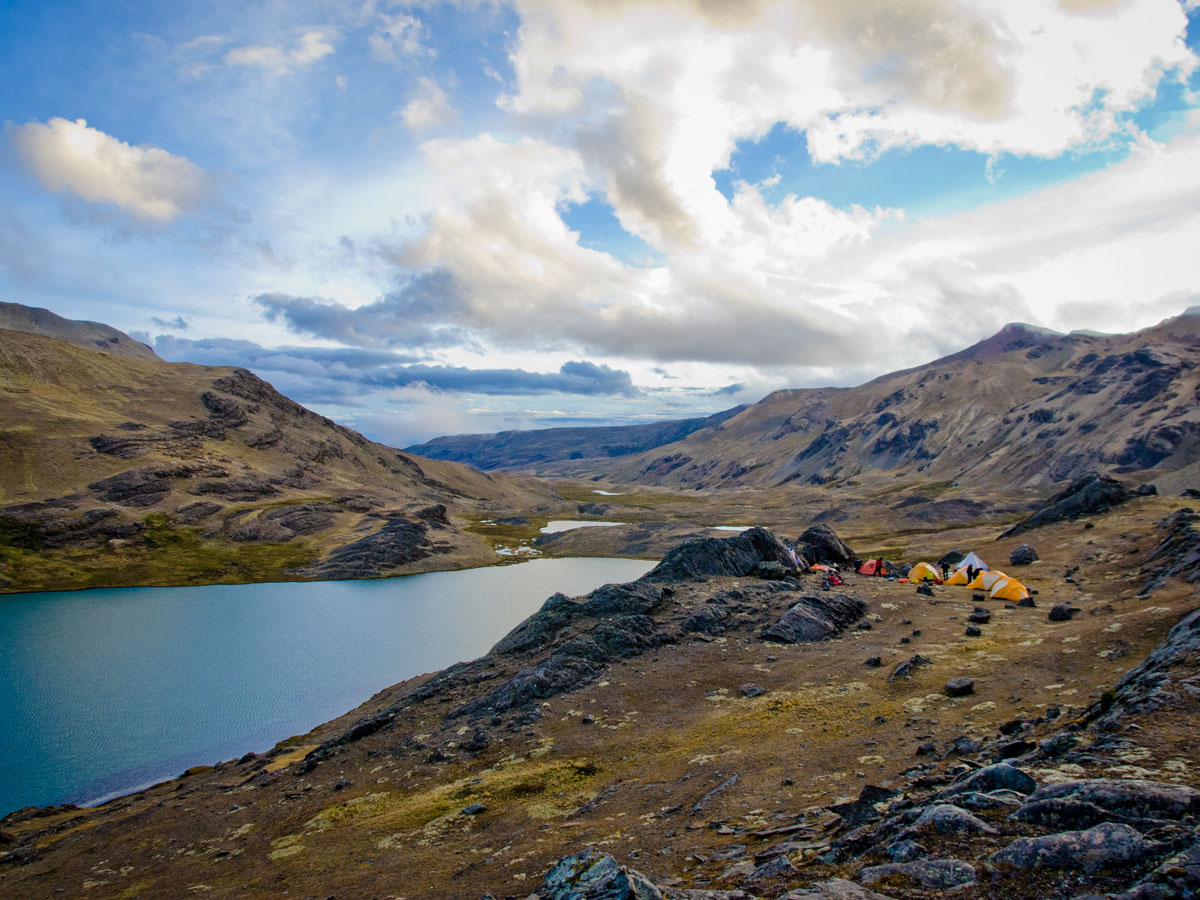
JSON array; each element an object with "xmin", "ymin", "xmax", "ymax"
[
  {"xmin": 934, "ymin": 763, "xmax": 1037, "ymax": 801},
  {"xmin": 989, "ymin": 822, "xmax": 1150, "ymax": 873},
  {"xmin": 540, "ymin": 849, "xmax": 664, "ymax": 899},
  {"xmin": 906, "ymin": 804, "xmax": 997, "ymax": 836},
  {"xmin": 762, "ymin": 594, "xmax": 867, "ymax": 644},
  {"xmin": 858, "ymin": 858, "xmax": 977, "ymax": 889},
  {"xmin": 945, "ymin": 677, "xmax": 975, "ymax": 697},
  {"xmin": 748, "ymin": 854, "xmax": 797, "ymax": 880},
  {"xmin": 1010, "ymin": 544, "xmax": 1039, "ymax": 565},
  {"xmin": 797, "ymin": 524, "xmax": 856, "ymax": 566},
  {"xmin": 968, "ymin": 609, "xmax": 991, "ymax": 624},
  {"xmin": 1017, "ymin": 779, "xmax": 1200, "ymax": 823}
]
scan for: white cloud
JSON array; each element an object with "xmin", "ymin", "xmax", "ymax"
[
  {"xmin": 9, "ymin": 118, "xmax": 215, "ymax": 222},
  {"xmin": 398, "ymin": 77, "xmax": 456, "ymax": 130},
  {"xmin": 500, "ymin": 0, "xmax": 1193, "ymax": 252},
  {"xmin": 368, "ymin": 11, "xmax": 430, "ymax": 63},
  {"xmin": 224, "ymin": 28, "xmax": 338, "ymax": 76}
]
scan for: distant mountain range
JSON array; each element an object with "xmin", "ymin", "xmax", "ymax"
[
  {"xmin": 409, "ymin": 312, "xmax": 1200, "ymax": 491},
  {"xmin": 407, "ymin": 406, "xmax": 746, "ymax": 470},
  {"xmin": 0, "ymin": 304, "xmax": 557, "ymax": 592}
]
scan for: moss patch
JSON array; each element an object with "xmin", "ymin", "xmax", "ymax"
[{"xmin": 0, "ymin": 519, "xmax": 316, "ymax": 593}]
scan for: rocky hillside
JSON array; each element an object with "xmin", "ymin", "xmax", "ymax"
[
  {"xmin": 0, "ymin": 301, "xmax": 161, "ymax": 361},
  {"xmin": 417, "ymin": 312, "xmax": 1200, "ymax": 492},
  {"xmin": 0, "ymin": 321, "xmax": 559, "ymax": 591},
  {"xmin": 406, "ymin": 405, "xmax": 746, "ymax": 470},
  {"xmin": 3, "ymin": 492, "xmax": 1196, "ymax": 899}
]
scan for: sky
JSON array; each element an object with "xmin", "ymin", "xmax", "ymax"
[{"xmin": 2, "ymin": 0, "xmax": 1199, "ymax": 447}]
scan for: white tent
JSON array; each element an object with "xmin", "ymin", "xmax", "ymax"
[{"xmin": 953, "ymin": 552, "xmax": 989, "ymax": 572}]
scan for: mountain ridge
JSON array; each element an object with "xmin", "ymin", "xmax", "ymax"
[
  {"xmin": 408, "ymin": 313, "xmax": 1200, "ymax": 492},
  {"xmin": 0, "ymin": 318, "xmax": 559, "ymax": 592}
]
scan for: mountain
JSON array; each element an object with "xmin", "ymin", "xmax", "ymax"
[
  {"xmin": 406, "ymin": 405, "xmax": 746, "ymax": 470},
  {"xmin": 414, "ymin": 313, "xmax": 1200, "ymax": 492},
  {"xmin": 0, "ymin": 313, "xmax": 559, "ymax": 592},
  {"xmin": 0, "ymin": 301, "xmax": 161, "ymax": 361}
]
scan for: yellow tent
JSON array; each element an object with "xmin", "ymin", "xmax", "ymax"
[
  {"xmin": 945, "ymin": 568, "xmax": 971, "ymax": 586},
  {"xmin": 909, "ymin": 562, "xmax": 941, "ymax": 582},
  {"xmin": 966, "ymin": 570, "xmax": 1008, "ymax": 591},
  {"xmin": 991, "ymin": 577, "xmax": 1030, "ymax": 602}
]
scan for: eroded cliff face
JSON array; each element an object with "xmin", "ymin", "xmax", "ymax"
[{"xmin": 3, "ymin": 495, "xmax": 1198, "ymax": 900}]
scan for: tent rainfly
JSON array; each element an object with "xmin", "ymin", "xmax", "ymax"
[
  {"xmin": 953, "ymin": 552, "xmax": 989, "ymax": 573},
  {"xmin": 909, "ymin": 562, "xmax": 941, "ymax": 583}
]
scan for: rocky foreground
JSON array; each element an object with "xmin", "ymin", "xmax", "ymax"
[{"xmin": 1, "ymin": 494, "xmax": 1198, "ymax": 900}]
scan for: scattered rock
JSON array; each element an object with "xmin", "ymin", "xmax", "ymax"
[
  {"xmin": 1049, "ymin": 604, "xmax": 1079, "ymax": 622},
  {"xmin": 945, "ymin": 677, "xmax": 975, "ymax": 697},
  {"xmin": 915, "ymin": 583, "xmax": 933, "ymax": 597},
  {"xmin": 740, "ymin": 683, "xmax": 765, "ymax": 698},
  {"xmin": 889, "ymin": 655, "xmax": 932, "ymax": 682},
  {"xmin": 968, "ymin": 609, "xmax": 991, "ymax": 624},
  {"xmin": 865, "ymin": 656, "xmax": 882, "ymax": 668},
  {"xmin": 462, "ymin": 803, "xmax": 486, "ymax": 816},
  {"xmin": 965, "ymin": 625, "xmax": 982, "ymax": 637}
]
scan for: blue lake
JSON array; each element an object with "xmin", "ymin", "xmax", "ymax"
[{"xmin": 0, "ymin": 557, "xmax": 655, "ymax": 814}]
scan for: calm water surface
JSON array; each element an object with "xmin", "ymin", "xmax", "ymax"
[{"xmin": 0, "ymin": 557, "xmax": 654, "ymax": 814}]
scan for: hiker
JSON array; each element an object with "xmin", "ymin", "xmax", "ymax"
[{"xmin": 939, "ymin": 561, "xmax": 950, "ymax": 582}]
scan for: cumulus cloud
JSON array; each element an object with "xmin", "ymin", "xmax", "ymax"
[
  {"xmin": 398, "ymin": 77, "xmax": 456, "ymax": 130},
  {"xmin": 355, "ymin": 0, "xmax": 1195, "ymax": 381},
  {"xmin": 224, "ymin": 28, "xmax": 338, "ymax": 76},
  {"xmin": 9, "ymin": 118, "xmax": 215, "ymax": 222}
]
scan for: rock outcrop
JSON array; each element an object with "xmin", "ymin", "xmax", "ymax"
[
  {"xmin": 641, "ymin": 527, "xmax": 802, "ymax": 582},
  {"xmin": 1000, "ymin": 471, "xmax": 1132, "ymax": 537}
]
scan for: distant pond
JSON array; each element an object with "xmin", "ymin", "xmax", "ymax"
[{"xmin": 0, "ymin": 557, "xmax": 655, "ymax": 814}]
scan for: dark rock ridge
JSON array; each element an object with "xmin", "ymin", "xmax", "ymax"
[
  {"xmin": 295, "ymin": 527, "xmax": 861, "ymax": 773},
  {"xmin": 1083, "ymin": 606, "xmax": 1200, "ymax": 732},
  {"xmin": 290, "ymin": 514, "xmax": 448, "ymax": 579},
  {"xmin": 405, "ymin": 405, "xmax": 747, "ymax": 470},
  {"xmin": 1000, "ymin": 471, "xmax": 1133, "ymax": 537},
  {"xmin": 1141, "ymin": 508, "xmax": 1200, "ymax": 592},
  {"xmin": 641, "ymin": 526, "xmax": 802, "ymax": 582}
]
